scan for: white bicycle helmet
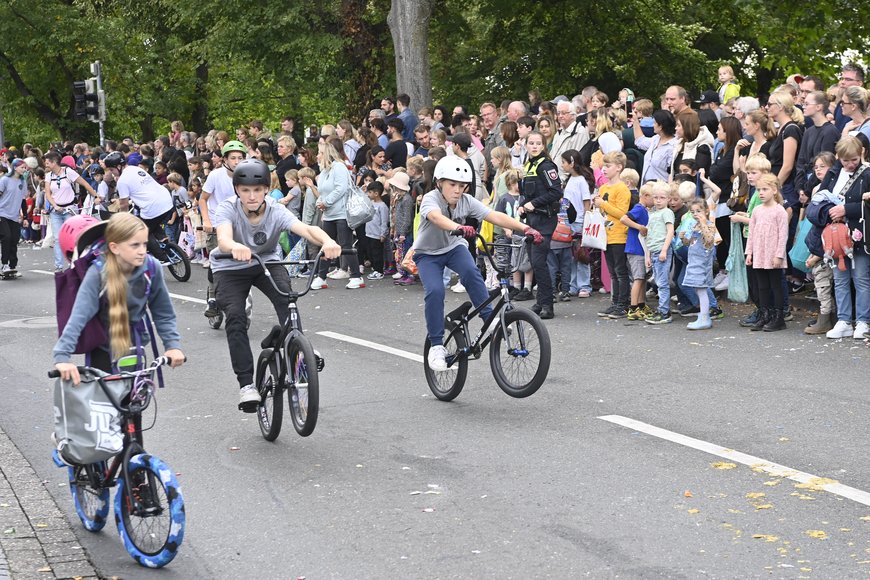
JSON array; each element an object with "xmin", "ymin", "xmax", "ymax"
[{"xmin": 434, "ymin": 156, "xmax": 473, "ymax": 183}]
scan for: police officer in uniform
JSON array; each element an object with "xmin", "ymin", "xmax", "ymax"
[{"xmin": 519, "ymin": 131, "xmax": 563, "ymax": 319}]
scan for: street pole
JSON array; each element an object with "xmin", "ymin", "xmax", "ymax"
[{"xmin": 90, "ymin": 61, "xmax": 105, "ymax": 147}]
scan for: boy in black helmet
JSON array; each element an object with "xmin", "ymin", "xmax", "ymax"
[{"xmin": 211, "ymin": 158, "xmax": 341, "ymax": 410}]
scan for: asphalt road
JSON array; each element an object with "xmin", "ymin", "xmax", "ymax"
[{"xmin": 1, "ymin": 246, "xmax": 870, "ymax": 579}]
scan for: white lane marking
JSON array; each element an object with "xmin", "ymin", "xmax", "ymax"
[
  {"xmin": 599, "ymin": 414, "xmax": 870, "ymax": 507},
  {"xmin": 317, "ymin": 331, "xmax": 424, "ymax": 363},
  {"xmin": 168, "ymin": 293, "xmax": 207, "ymax": 305},
  {"xmin": 29, "ymin": 269, "xmax": 209, "ymax": 305}
]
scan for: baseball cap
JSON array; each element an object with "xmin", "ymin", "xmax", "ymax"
[
  {"xmin": 695, "ymin": 90, "xmax": 720, "ymax": 105},
  {"xmin": 451, "ymin": 132, "xmax": 472, "ymax": 151},
  {"xmin": 127, "ymin": 152, "xmax": 143, "ymax": 167}
]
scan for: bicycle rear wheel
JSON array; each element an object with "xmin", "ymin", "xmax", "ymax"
[
  {"xmin": 286, "ymin": 334, "xmax": 320, "ymax": 437},
  {"xmin": 164, "ymin": 242, "xmax": 191, "ymax": 282},
  {"xmin": 115, "ymin": 454, "xmax": 185, "ymax": 568},
  {"xmin": 256, "ymin": 349, "xmax": 283, "ymax": 441},
  {"xmin": 488, "ymin": 308, "xmax": 550, "ymax": 398},
  {"xmin": 423, "ymin": 330, "xmax": 468, "ymax": 401},
  {"xmin": 69, "ymin": 463, "xmax": 110, "ymax": 532}
]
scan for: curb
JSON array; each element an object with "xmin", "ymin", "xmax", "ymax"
[{"xmin": 0, "ymin": 426, "xmax": 98, "ymax": 579}]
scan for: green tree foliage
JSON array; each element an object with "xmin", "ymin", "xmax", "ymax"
[{"xmin": 1, "ymin": 0, "xmax": 865, "ymax": 144}]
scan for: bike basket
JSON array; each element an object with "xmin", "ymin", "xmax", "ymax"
[{"xmin": 53, "ymin": 369, "xmax": 132, "ymax": 465}]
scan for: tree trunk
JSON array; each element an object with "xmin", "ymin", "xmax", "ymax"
[
  {"xmin": 139, "ymin": 114, "xmax": 155, "ymax": 143},
  {"xmin": 191, "ymin": 60, "xmax": 209, "ymax": 134},
  {"xmin": 387, "ymin": 0, "xmax": 433, "ymax": 110}
]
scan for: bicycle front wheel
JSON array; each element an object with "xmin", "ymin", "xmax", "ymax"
[
  {"xmin": 256, "ymin": 349, "xmax": 283, "ymax": 441},
  {"xmin": 423, "ymin": 330, "xmax": 468, "ymax": 402},
  {"xmin": 69, "ymin": 463, "xmax": 110, "ymax": 532},
  {"xmin": 164, "ymin": 242, "xmax": 191, "ymax": 282},
  {"xmin": 286, "ymin": 334, "xmax": 320, "ymax": 437},
  {"xmin": 488, "ymin": 308, "xmax": 550, "ymax": 398},
  {"xmin": 115, "ymin": 454, "xmax": 185, "ymax": 568}
]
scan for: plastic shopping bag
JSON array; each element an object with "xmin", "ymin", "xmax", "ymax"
[
  {"xmin": 726, "ymin": 221, "xmax": 749, "ymax": 303},
  {"xmin": 580, "ymin": 210, "xmax": 607, "ymax": 250}
]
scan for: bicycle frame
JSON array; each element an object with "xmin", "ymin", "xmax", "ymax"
[{"xmin": 443, "ymin": 234, "xmax": 531, "ymax": 367}]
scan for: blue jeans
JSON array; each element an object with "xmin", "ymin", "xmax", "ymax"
[
  {"xmin": 833, "ymin": 249, "xmax": 870, "ymax": 323},
  {"xmin": 50, "ymin": 209, "xmax": 76, "ymax": 268},
  {"xmin": 416, "ymin": 245, "xmax": 492, "ymax": 346},
  {"xmin": 547, "ymin": 247, "xmax": 573, "ymax": 291},
  {"xmin": 570, "ymin": 261, "xmax": 591, "ymax": 293},
  {"xmin": 651, "ymin": 247, "xmax": 673, "ymax": 314}
]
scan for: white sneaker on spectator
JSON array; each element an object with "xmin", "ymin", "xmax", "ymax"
[
  {"xmin": 853, "ymin": 321, "xmax": 870, "ymax": 340},
  {"xmin": 345, "ymin": 277, "xmax": 365, "ymax": 289},
  {"xmin": 450, "ymin": 282, "xmax": 466, "ymax": 294},
  {"xmin": 714, "ymin": 274, "xmax": 730, "ymax": 292},
  {"xmin": 826, "ymin": 320, "xmax": 853, "ymax": 339},
  {"xmin": 310, "ymin": 277, "xmax": 328, "ymax": 290},
  {"xmin": 392, "ymin": 271, "xmax": 404, "ymax": 279}
]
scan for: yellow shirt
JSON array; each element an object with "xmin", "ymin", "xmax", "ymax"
[{"xmin": 598, "ymin": 182, "xmax": 631, "ymax": 244}]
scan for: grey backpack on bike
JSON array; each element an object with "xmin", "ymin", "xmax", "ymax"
[{"xmin": 53, "ymin": 369, "xmax": 131, "ymax": 465}]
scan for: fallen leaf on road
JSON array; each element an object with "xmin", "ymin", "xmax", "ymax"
[
  {"xmin": 752, "ymin": 534, "xmax": 779, "ymax": 542},
  {"xmin": 778, "ymin": 437, "xmax": 790, "ymax": 442},
  {"xmin": 422, "ymin": 508, "xmax": 435, "ymax": 513},
  {"xmin": 763, "ymin": 480, "xmax": 781, "ymax": 486},
  {"xmin": 687, "ymin": 508, "xmax": 700, "ymax": 514},
  {"xmin": 711, "ymin": 462, "xmax": 737, "ymax": 470},
  {"xmin": 755, "ymin": 504, "xmax": 773, "ymax": 510},
  {"xmin": 728, "ymin": 509, "xmax": 743, "ymax": 514},
  {"xmin": 684, "ymin": 490, "xmax": 693, "ymax": 497},
  {"xmin": 36, "ymin": 567, "xmax": 51, "ymax": 573},
  {"xmin": 796, "ymin": 477, "xmax": 837, "ymax": 491},
  {"xmin": 229, "ymin": 447, "xmax": 240, "ymax": 451},
  {"xmin": 805, "ymin": 530, "xmax": 828, "ymax": 540},
  {"xmin": 746, "ymin": 492, "xmax": 766, "ymax": 499},
  {"xmin": 409, "ymin": 491, "xmax": 421, "ymax": 495},
  {"xmin": 35, "ymin": 523, "xmax": 48, "ymax": 528},
  {"xmin": 861, "ymin": 516, "xmax": 870, "ymax": 521}
]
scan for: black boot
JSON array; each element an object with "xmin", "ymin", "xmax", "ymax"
[
  {"xmin": 739, "ymin": 308, "xmax": 760, "ymax": 328},
  {"xmin": 539, "ymin": 305, "xmax": 555, "ymax": 319},
  {"xmin": 763, "ymin": 308, "xmax": 787, "ymax": 332},
  {"xmin": 750, "ymin": 308, "xmax": 770, "ymax": 331}
]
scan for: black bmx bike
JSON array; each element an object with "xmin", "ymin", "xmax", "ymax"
[
  {"xmin": 423, "ymin": 231, "xmax": 551, "ymax": 401},
  {"xmin": 49, "ymin": 356, "xmax": 185, "ymax": 568},
  {"xmin": 213, "ymin": 249, "xmax": 355, "ymax": 440}
]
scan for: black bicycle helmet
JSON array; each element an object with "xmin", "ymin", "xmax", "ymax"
[
  {"xmin": 102, "ymin": 152, "xmax": 126, "ymax": 168},
  {"xmin": 232, "ymin": 158, "xmax": 271, "ymax": 186}
]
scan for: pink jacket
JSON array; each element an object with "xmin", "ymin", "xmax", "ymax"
[{"xmin": 746, "ymin": 203, "xmax": 788, "ymax": 269}]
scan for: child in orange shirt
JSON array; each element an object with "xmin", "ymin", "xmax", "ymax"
[{"xmin": 592, "ymin": 152, "xmax": 632, "ymax": 318}]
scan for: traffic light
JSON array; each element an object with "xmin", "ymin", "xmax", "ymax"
[{"xmin": 73, "ymin": 78, "xmax": 98, "ymax": 121}]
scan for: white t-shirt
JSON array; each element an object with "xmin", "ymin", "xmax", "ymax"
[
  {"xmin": 117, "ymin": 166, "xmax": 174, "ymax": 219},
  {"xmin": 46, "ymin": 167, "xmax": 80, "ymax": 206},
  {"xmin": 203, "ymin": 167, "xmax": 235, "ymax": 222},
  {"xmin": 563, "ymin": 175, "xmax": 592, "ymax": 228}
]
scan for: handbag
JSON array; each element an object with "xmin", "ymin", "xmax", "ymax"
[
  {"xmin": 580, "ymin": 210, "xmax": 607, "ymax": 250},
  {"xmin": 726, "ymin": 170, "xmax": 749, "ymax": 212},
  {"xmin": 571, "ymin": 239, "xmax": 590, "ymax": 263},
  {"xmin": 788, "ymin": 218, "xmax": 813, "ymax": 273},
  {"xmin": 552, "ymin": 222, "xmax": 573, "ymax": 244},
  {"xmin": 726, "ymin": 221, "xmax": 749, "ymax": 303},
  {"xmin": 53, "ymin": 369, "xmax": 131, "ymax": 465},
  {"xmin": 345, "ymin": 172, "xmax": 375, "ymax": 230}
]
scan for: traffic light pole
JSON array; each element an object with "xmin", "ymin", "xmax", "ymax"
[{"xmin": 91, "ymin": 61, "xmax": 105, "ymax": 147}]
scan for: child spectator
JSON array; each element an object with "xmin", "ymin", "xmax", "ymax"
[
  {"xmin": 388, "ymin": 172, "xmax": 415, "ymax": 285},
  {"xmin": 621, "ymin": 167, "xmax": 640, "ymax": 209},
  {"xmin": 803, "ymin": 152, "xmax": 836, "ymax": 334},
  {"xmin": 644, "ymin": 181, "xmax": 676, "ymax": 324},
  {"xmin": 154, "ymin": 160, "xmax": 168, "ymax": 185},
  {"xmin": 299, "ymin": 167, "xmax": 322, "ymax": 265},
  {"xmin": 745, "ymin": 174, "xmax": 789, "ymax": 331},
  {"xmin": 365, "ymin": 181, "xmax": 389, "ymax": 280},
  {"xmin": 561, "ymin": 149, "xmax": 594, "ymax": 297},
  {"xmin": 633, "ymin": 99, "xmax": 655, "ymax": 138},
  {"xmin": 717, "ymin": 65, "xmax": 741, "ymax": 104},
  {"xmin": 493, "ymin": 170, "xmax": 526, "ymax": 296},
  {"xmin": 682, "ymin": 199, "xmax": 719, "ymax": 329},
  {"xmin": 593, "ymin": 152, "xmax": 632, "ymax": 318},
  {"xmin": 282, "ymin": 169, "xmax": 303, "ymax": 219},
  {"xmin": 164, "ymin": 172, "xmax": 188, "ymax": 244},
  {"xmin": 619, "ymin": 182, "xmax": 652, "ymax": 320}
]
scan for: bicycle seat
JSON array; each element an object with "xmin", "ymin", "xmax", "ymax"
[
  {"xmin": 261, "ymin": 325, "xmax": 282, "ymax": 349},
  {"xmin": 446, "ymin": 302, "xmax": 473, "ymax": 323}
]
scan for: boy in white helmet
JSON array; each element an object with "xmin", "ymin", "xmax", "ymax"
[{"xmin": 416, "ymin": 156, "xmax": 543, "ymax": 371}]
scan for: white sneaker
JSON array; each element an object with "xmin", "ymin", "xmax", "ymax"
[
  {"xmin": 328, "ymin": 268, "xmax": 350, "ymax": 279},
  {"xmin": 427, "ymin": 345, "xmax": 448, "ymax": 372},
  {"xmin": 367, "ymin": 271, "xmax": 384, "ymax": 280},
  {"xmin": 826, "ymin": 320, "xmax": 853, "ymax": 339},
  {"xmin": 201, "ymin": 259, "xmax": 210, "ymax": 269},
  {"xmin": 450, "ymin": 282, "xmax": 466, "ymax": 294},
  {"xmin": 854, "ymin": 321, "xmax": 870, "ymax": 340},
  {"xmin": 714, "ymin": 274, "xmax": 730, "ymax": 292},
  {"xmin": 712, "ymin": 271, "xmax": 727, "ymax": 288},
  {"xmin": 238, "ymin": 384, "xmax": 260, "ymax": 408},
  {"xmin": 0, "ymin": 264, "xmax": 9, "ymax": 274},
  {"xmin": 345, "ymin": 277, "xmax": 365, "ymax": 289},
  {"xmin": 392, "ymin": 271, "xmax": 404, "ymax": 280},
  {"xmin": 310, "ymin": 276, "xmax": 328, "ymax": 290}
]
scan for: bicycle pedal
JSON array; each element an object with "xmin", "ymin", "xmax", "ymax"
[{"xmin": 238, "ymin": 400, "xmax": 260, "ymax": 413}]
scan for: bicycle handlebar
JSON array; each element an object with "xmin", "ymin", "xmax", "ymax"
[
  {"xmin": 48, "ymin": 355, "xmax": 180, "ymax": 379},
  {"xmin": 211, "ymin": 248, "xmax": 357, "ymax": 298}
]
